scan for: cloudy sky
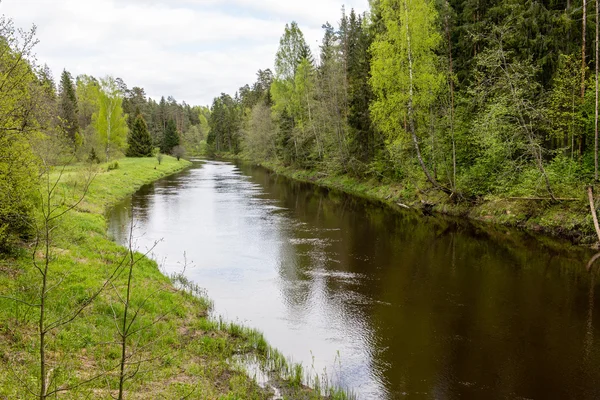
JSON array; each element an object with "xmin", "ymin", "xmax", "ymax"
[{"xmin": 2, "ymin": 0, "xmax": 370, "ymax": 106}]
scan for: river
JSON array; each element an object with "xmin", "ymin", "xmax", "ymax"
[{"xmin": 107, "ymin": 159, "xmax": 600, "ymax": 399}]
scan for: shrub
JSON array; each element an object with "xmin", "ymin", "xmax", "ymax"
[
  {"xmin": 88, "ymin": 147, "xmax": 100, "ymax": 164},
  {"xmin": 107, "ymin": 161, "xmax": 119, "ymax": 171},
  {"xmin": 172, "ymin": 145, "xmax": 185, "ymax": 161}
]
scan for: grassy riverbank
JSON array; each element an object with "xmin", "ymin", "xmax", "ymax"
[
  {"xmin": 255, "ymin": 160, "xmax": 597, "ymax": 246},
  {"xmin": 0, "ymin": 156, "xmax": 352, "ymax": 399}
]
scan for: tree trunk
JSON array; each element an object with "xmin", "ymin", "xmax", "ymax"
[{"xmin": 106, "ymin": 99, "xmax": 114, "ymax": 163}]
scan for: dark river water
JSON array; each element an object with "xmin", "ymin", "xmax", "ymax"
[{"xmin": 108, "ymin": 160, "xmax": 600, "ymax": 399}]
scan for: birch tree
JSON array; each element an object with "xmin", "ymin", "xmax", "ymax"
[
  {"xmin": 370, "ymin": 0, "xmax": 450, "ymax": 193},
  {"xmin": 93, "ymin": 77, "xmax": 128, "ymax": 162}
]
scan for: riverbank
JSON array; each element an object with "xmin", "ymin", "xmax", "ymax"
[
  {"xmin": 0, "ymin": 157, "xmax": 351, "ymax": 399},
  {"xmin": 254, "ymin": 160, "xmax": 597, "ymax": 246}
]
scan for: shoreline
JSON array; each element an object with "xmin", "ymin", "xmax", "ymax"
[
  {"xmin": 246, "ymin": 160, "xmax": 597, "ymax": 248},
  {"xmin": 0, "ymin": 156, "xmax": 352, "ymax": 399}
]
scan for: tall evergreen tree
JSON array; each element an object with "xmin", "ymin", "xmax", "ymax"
[
  {"xmin": 346, "ymin": 11, "xmax": 376, "ymax": 162},
  {"xmin": 58, "ymin": 69, "xmax": 79, "ymax": 142},
  {"xmin": 161, "ymin": 119, "xmax": 180, "ymax": 154},
  {"xmin": 126, "ymin": 111, "xmax": 153, "ymax": 157}
]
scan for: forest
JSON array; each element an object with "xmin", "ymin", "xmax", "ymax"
[{"xmin": 208, "ymin": 0, "xmax": 600, "ymax": 206}]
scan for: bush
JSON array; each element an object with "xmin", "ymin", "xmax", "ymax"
[
  {"xmin": 107, "ymin": 161, "xmax": 119, "ymax": 171},
  {"xmin": 156, "ymin": 153, "xmax": 164, "ymax": 165},
  {"xmin": 88, "ymin": 148, "xmax": 100, "ymax": 164}
]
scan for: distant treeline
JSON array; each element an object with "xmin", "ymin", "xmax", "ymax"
[
  {"xmin": 208, "ymin": 0, "xmax": 600, "ymax": 203},
  {"xmin": 0, "ymin": 15, "xmax": 208, "ymax": 247}
]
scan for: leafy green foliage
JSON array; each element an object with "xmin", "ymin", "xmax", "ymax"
[
  {"xmin": 202, "ymin": 0, "xmax": 598, "ymax": 204},
  {"xmin": 208, "ymin": 94, "xmax": 241, "ymax": 154},
  {"xmin": 93, "ymin": 77, "xmax": 128, "ymax": 162},
  {"xmin": 0, "ymin": 17, "xmax": 40, "ymax": 248}
]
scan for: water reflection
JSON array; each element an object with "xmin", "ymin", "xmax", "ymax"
[{"xmin": 108, "ymin": 160, "xmax": 600, "ymax": 399}]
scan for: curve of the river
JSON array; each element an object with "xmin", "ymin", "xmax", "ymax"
[{"xmin": 108, "ymin": 159, "xmax": 600, "ymax": 399}]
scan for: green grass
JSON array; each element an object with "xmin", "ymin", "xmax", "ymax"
[{"xmin": 0, "ymin": 156, "xmax": 353, "ymax": 399}]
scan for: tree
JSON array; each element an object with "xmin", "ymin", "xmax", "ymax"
[
  {"xmin": 245, "ymin": 102, "xmax": 276, "ymax": 161},
  {"xmin": 0, "ymin": 16, "xmax": 40, "ymax": 248},
  {"xmin": 58, "ymin": 69, "xmax": 79, "ymax": 143},
  {"xmin": 469, "ymin": 25, "xmax": 556, "ymax": 200},
  {"xmin": 93, "ymin": 76, "xmax": 128, "ymax": 162},
  {"xmin": 583, "ymin": 0, "xmax": 588, "ymax": 98},
  {"xmin": 126, "ymin": 112, "xmax": 153, "ymax": 157},
  {"xmin": 208, "ymin": 94, "xmax": 241, "ymax": 154},
  {"xmin": 316, "ymin": 20, "xmax": 349, "ymax": 169},
  {"xmin": 275, "ymin": 22, "xmax": 313, "ymax": 81},
  {"xmin": 76, "ymin": 75, "xmax": 100, "ymax": 131},
  {"xmin": 370, "ymin": 0, "xmax": 450, "ymax": 193},
  {"xmin": 172, "ymin": 144, "xmax": 185, "ymax": 161},
  {"xmin": 161, "ymin": 119, "xmax": 180, "ymax": 154},
  {"xmin": 346, "ymin": 11, "xmax": 376, "ymax": 164},
  {"xmin": 594, "ymin": 0, "xmax": 600, "ymax": 182}
]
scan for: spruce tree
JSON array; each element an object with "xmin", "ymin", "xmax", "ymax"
[
  {"xmin": 126, "ymin": 112, "xmax": 153, "ymax": 157},
  {"xmin": 161, "ymin": 119, "xmax": 179, "ymax": 154},
  {"xmin": 58, "ymin": 69, "xmax": 79, "ymax": 142}
]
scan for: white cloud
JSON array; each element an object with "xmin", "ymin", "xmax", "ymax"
[{"xmin": 1, "ymin": 0, "xmax": 369, "ymax": 105}]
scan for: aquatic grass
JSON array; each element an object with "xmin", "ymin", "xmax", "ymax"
[{"xmin": 217, "ymin": 319, "xmax": 357, "ymax": 400}]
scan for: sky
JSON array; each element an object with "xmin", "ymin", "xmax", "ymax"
[{"xmin": 2, "ymin": 0, "xmax": 370, "ymax": 106}]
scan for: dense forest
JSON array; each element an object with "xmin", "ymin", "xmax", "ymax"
[{"xmin": 208, "ymin": 0, "xmax": 600, "ymax": 205}]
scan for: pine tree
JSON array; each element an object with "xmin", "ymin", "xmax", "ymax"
[
  {"xmin": 58, "ymin": 69, "xmax": 79, "ymax": 142},
  {"xmin": 347, "ymin": 11, "xmax": 376, "ymax": 162},
  {"xmin": 161, "ymin": 119, "xmax": 180, "ymax": 154},
  {"xmin": 126, "ymin": 111, "xmax": 153, "ymax": 157}
]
